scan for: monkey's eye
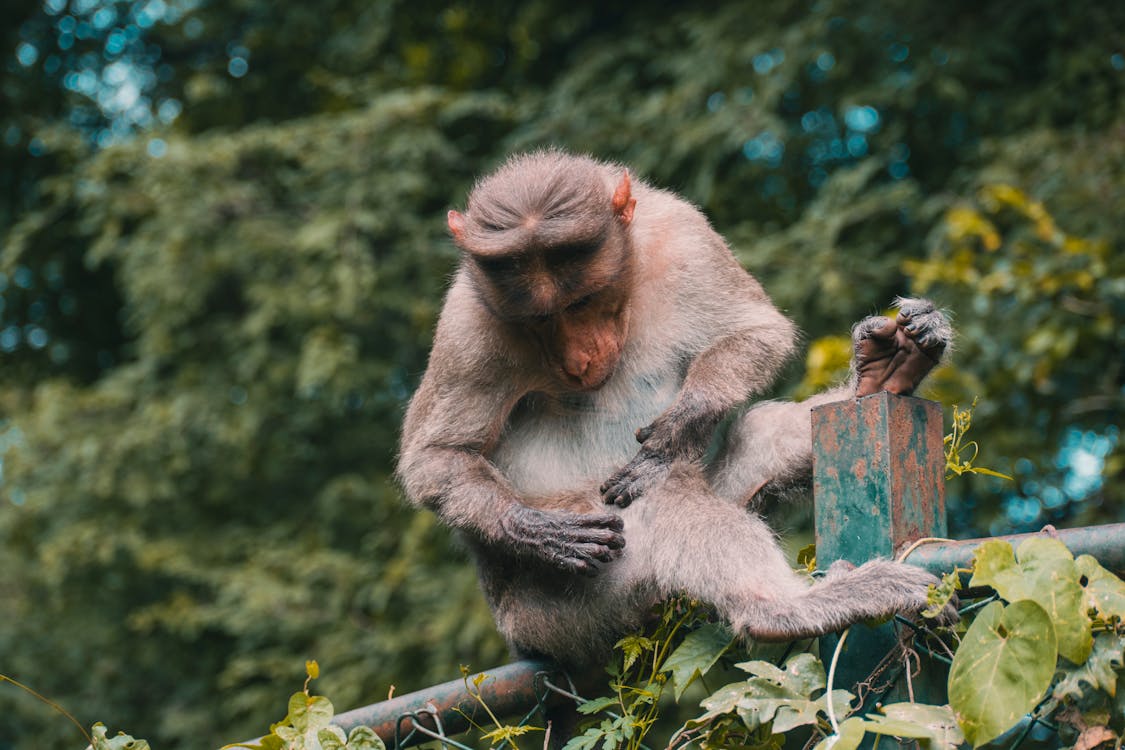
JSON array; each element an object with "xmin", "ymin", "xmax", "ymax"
[
  {"xmin": 527, "ymin": 312, "xmax": 552, "ymax": 326},
  {"xmin": 475, "ymin": 255, "xmax": 518, "ymax": 275},
  {"xmin": 567, "ymin": 294, "xmax": 595, "ymax": 312}
]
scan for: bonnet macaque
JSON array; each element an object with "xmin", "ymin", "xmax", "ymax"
[{"xmin": 397, "ymin": 150, "xmax": 954, "ymax": 666}]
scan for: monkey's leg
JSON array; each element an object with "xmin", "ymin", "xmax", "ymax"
[
  {"xmin": 709, "ymin": 297, "xmax": 952, "ymax": 505},
  {"xmin": 706, "ymin": 390, "xmax": 845, "ymax": 505},
  {"xmin": 621, "ymin": 465, "xmax": 952, "ymax": 643}
]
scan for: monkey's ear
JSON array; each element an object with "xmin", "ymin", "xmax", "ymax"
[
  {"xmin": 612, "ymin": 171, "xmax": 637, "ymax": 226},
  {"xmin": 447, "ymin": 210, "xmax": 466, "ymax": 240}
]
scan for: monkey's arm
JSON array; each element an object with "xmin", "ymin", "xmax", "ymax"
[
  {"xmin": 398, "ymin": 322, "xmax": 624, "ymax": 575},
  {"xmin": 711, "ymin": 298, "xmax": 952, "ymax": 504},
  {"xmin": 602, "ymin": 299, "xmax": 798, "ymax": 506}
]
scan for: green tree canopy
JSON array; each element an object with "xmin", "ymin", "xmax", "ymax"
[{"xmin": 1, "ymin": 1, "xmax": 1122, "ymax": 747}]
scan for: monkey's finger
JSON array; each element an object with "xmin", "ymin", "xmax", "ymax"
[
  {"xmin": 570, "ymin": 513, "xmax": 625, "ymax": 532},
  {"xmin": 557, "ymin": 557, "xmax": 599, "ymax": 578},
  {"xmin": 560, "ymin": 525, "xmax": 626, "ymax": 553},
  {"xmin": 600, "ymin": 475, "xmax": 634, "ymax": 506},
  {"xmin": 635, "ymin": 425, "xmax": 654, "ymax": 443},
  {"xmin": 902, "ymin": 319, "xmax": 950, "ymax": 356},
  {"xmin": 570, "ymin": 542, "xmax": 620, "ymax": 564},
  {"xmin": 853, "ymin": 315, "xmax": 898, "ymax": 343},
  {"xmin": 894, "ymin": 297, "xmax": 936, "ymax": 325}
]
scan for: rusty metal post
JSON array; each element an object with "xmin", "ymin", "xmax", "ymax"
[{"xmin": 812, "ymin": 392, "xmax": 948, "ymax": 706}]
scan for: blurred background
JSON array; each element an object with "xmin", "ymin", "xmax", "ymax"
[{"xmin": 1, "ymin": 0, "xmax": 1122, "ymax": 746}]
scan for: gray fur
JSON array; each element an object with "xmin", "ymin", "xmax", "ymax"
[{"xmin": 397, "ymin": 151, "xmax": 955, "ymax": 668}]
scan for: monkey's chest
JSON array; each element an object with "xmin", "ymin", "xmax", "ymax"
[{"xmin": 491, "ymin": 369, "xmax": 682, "ymax": 497}]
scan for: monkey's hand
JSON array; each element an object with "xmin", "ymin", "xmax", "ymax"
[
  {"xmin": 601, "ymin": 407, "xmax": 717, "ymax": 507},
  {"xmin": 499, "ymin": 505, "xmax": 626, "ymax": 576},
  {"xmin": 853, "ymin": 297, "xmax": 952, "ymax": 398},
  {"xmin": 600, "ymin": 444, "xmax": 672, "ymax": 508}
]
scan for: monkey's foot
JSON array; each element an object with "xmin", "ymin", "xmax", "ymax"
[
  {"xmin": 734, "ymin": 559, "xmax": 958, "ymax": 642},
  {"xmin": 853, "ymin": 297, "xmax": 951, "ymax": 397}
]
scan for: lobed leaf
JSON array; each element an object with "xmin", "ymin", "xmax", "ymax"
[
  {"xmin": 879, "ymin": 703, "xmax": 965, "ymax": 750},
  {"xmin": 661, "ymin": 623, "xmax": 733, "ymax": 700},
  {"xmin": 1052, "ymin": 632, "xmax": 1125, "ymax": 701},
  {"xmin": 812, "ymin": 717, "xmax": 866, "ymax": 750}
]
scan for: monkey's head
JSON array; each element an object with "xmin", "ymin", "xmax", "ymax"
[{"xmin": 448, "ymin": 150, "xmax": 637, "ymax": 391}]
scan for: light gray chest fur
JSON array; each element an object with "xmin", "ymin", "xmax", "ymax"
[{"xmin": 491, "ymin": 362, "xmax": 683, "ymax": 497}]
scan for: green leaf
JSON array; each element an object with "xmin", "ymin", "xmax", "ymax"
[
  {"xmin": 861, "ymin": 715, "xmax": 933, "ymax": 740},
  {"xmin": 969, "ymin": 540, "xmax": 1022, "ymax": 594},
  {"xmin": 948, "ymin": 600, "xmax": 1057, "ymax": 747},
  {"xmin": 735, "ymin": 653, "xmax": 827, "ymax": 697},
  {"xmin": 1076, "ymin": 554, "xmax": 1125, "ymax": 621},
  {"xmin": 561, "ymin": 727, "xmax": 602, "ymax": 750},
  {"xmin": 344, "ymin": 726, "xmax": 387, "ymax": 750},
  {"xmin": 481, "ymin": 724, "xmax": 544, "ymax": 745},
  {"xmin": 87, "ymin": 724, "xmax": 152, "ymax": 750},
  {"xmin": 576, "ymin": 695, "xmax": 619, "ymax": 715},
  {"xmin": 812, "ymin": 717, "xmax": 866, "ymax": 750},
  {"xmin": 971, "ymin": 538, "xmax": 1092, "ymax": 664},
  {"xmin": 615, "ymin": 634, "xmax": 656, "ymax": 673},
  {"xmin": 778, "ymin": 690, "xmax": 854, "ymax": 734},
  {"xmin": 319, "ymin": 726, "xmax": 349, "ymax": 750},
  {"xmin": 698, "ymin": 654, "xmax": 849, "ymax": 734},
  {"xmin": 661, "ymin": 623, "xmax": 733, "ymax": 700},
  {"xmin": 878, "ymin": 703, "xmax": 964, "ymax": 750},
  {"xmin": 1053, "ymin": 632, "xmax": 1125, "ymax": 701},
  {"xmin": 699, "ymin": 680, "xmax": 754, "ymax": 716},
  {"xmin": 288, "ymin": 692, "xmax": 335, "ymax": 733}
]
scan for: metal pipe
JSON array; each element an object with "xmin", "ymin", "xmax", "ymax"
[
  {"xmin": 903, "ymin": 522, "xmax": 1125, "ymax": 577},
  {"xmin": 331, "ymin": 659, "xmax": 563, "ymax": 747}
]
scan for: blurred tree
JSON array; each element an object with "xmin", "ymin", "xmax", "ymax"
[{"xmin": 1, "ymin": 0, "xmax": 1122, "ymax": 747}]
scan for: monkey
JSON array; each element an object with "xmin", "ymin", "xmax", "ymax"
[{"xmin": 396, "ymin": 149, "xmax": 956, "ymax": 669}]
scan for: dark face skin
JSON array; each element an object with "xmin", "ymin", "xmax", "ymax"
[{"xmin": 472, "ymin": 239, "xmax": 633, "ymax": 391}]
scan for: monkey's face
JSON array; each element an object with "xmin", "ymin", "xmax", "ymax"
[
  {"xmin": 471, "ymin": 241, "xmax": 634, "ymax": 391},
  {"xmin": 527, "ymin": 287, "xmax": 631, "ymax": 391}
]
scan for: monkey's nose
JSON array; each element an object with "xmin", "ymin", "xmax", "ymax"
[{"xmin": 563, "ymin": 353, "xmax": 591, "ymax": 380}]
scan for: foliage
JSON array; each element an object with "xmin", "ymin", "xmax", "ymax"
[
  {"xmin": 216, "ymin": 662, "xmax": 386, "ymax": 750},
  {"xmin": 562, "ymin": 600, "xmax": 734, "ymax": 750},
  {"xmin": 944, "ymin": 399, "xmax": 1013, "ymax": 481},
  {"xmin": 457, "ymin": 667, "xmax": 543, "ymax": 750},
  {"xmin": 87, "ymin": 723, "xmax": 152, "ymax": 750},
  {"xmin": 564, "ymin": 539, "xmax": 1125, "ymax": 750},
  {"xmin": 2, "ymin": 0, "xmax": 1124, "ymax": 746}
]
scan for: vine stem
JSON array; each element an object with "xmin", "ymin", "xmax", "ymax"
[
  {"xmin": 1, "ymin": 673, "xmax": 92, "ymax": 746},
  {"xmin": 825, "ymin": 628, "xmax": 850, "ymax": 738}
]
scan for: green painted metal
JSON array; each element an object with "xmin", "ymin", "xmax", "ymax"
[
  {"xmin": 812, "ymin": 392, "xmax": 949, "ymax": 708},
  {"xmin": 904, "ymin": 523, "xmax": 1125, "ymax": 579},
  {"xmin": 813, "ymin": 392, "xmax": 947, "ymax": 563}
]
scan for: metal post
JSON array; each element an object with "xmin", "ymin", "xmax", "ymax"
[{"xmin": 812, "ymin": 392, "xmax": 948, "ymax": 706}]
